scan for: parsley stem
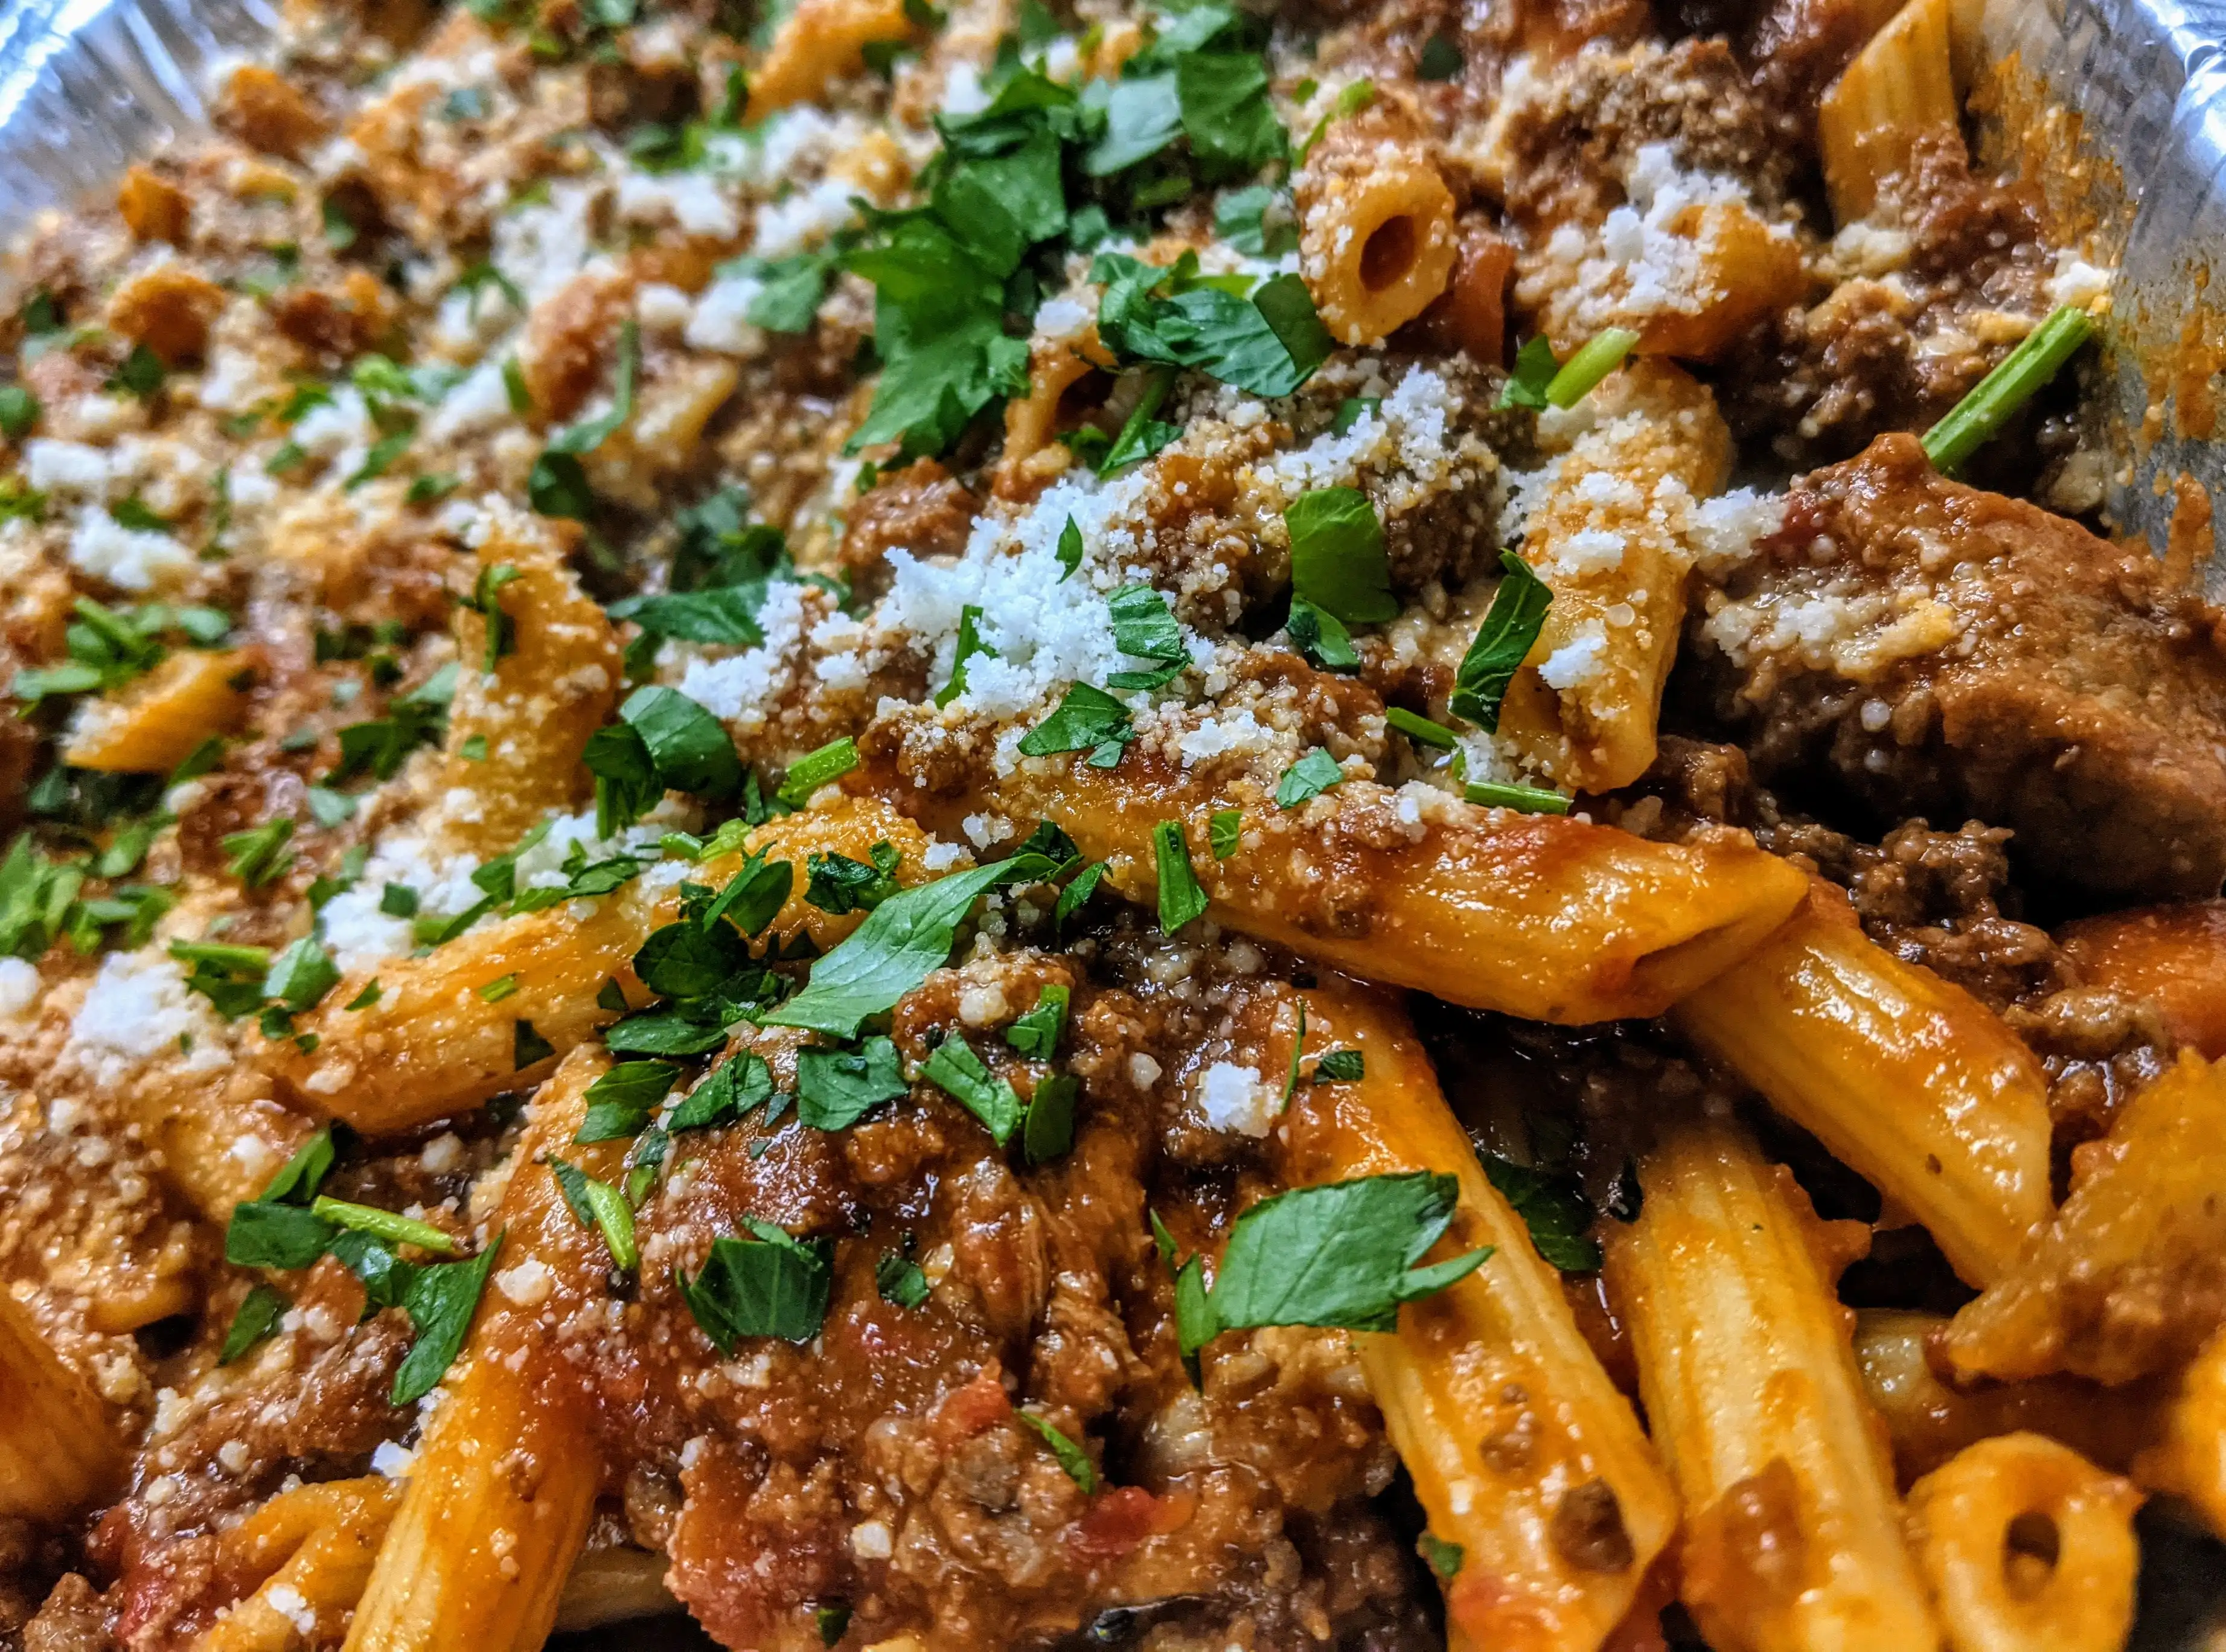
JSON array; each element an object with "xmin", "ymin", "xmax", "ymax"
[
  {"xmin": 310, "ymin": 1196, "xmax": 461, "ymax": 1255},
  {"xmin": 1921, "ymin": 305, "xmax": 2095, "ymax": 476},
  {"xmin": 1463, "ymin": 781, "xmax": 1572, "ymax": 815},
  {"xmin": 1544, "ymin": 328, "xmax": 1640, "ymax": 409}
]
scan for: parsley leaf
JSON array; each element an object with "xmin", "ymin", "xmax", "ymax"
[
  {"xmin": 1497, "ymin": 335, "xmax": 1558, "ymax": 411},
  {"xmin": 670, "ymin": 1052, "xmax": 775, "ymax": 1131},
  {"xmin": 576, "ymin": 1061, "xmax": 681, "ymax": 1142},
  {"xmin": 922, "ymin": 1032, "xmax": 1023, "ymax": 1144},
  {"xmin": 1285, "ymin": 597, "xmax": 1359, "ymax": 671},
  {"xmin": 1209, "ymin": 808, "xmax": 1242, "ymax": 859},
  {"xmin": 1024, "ymin": 1071, "xmax": 1079, "ymax": 1164},
  {"xmin": 1482, "ymin": 1154, "xmax": 1601, "ymax": 1273},
  {"xmin": 222, "ymin": 819, "xmax": 296, "ymax": 887},
  {"xmin": 1057, "ymin": 516, "xmax": 1084, "ymax": 579},
  {"xmin": 1005, "ymin": 983, "xmax": 1070, "ymax": 1057},
  {"xmin": 1209, "ymin": 1172, "xmax": 1488, "ymax": 1334},
  {"xmin": 1018, "ymin": 683, "xmax": 1134, "ymax": 767},
  {"xmin": 876, "ymin": 1249, "xmax": 930, "ymax": 1307},
  {"xmin": 764, "ymin": 858, "xmax": 1043, "ymax": 1039},
  {"xmin": 1017, "ymin": 1410, "xmax": 1098, "ymax": 1492},
  {"xmin": 219, "ymin": 1282, "xmax": 289, "ymax": 1363},
  {"xmin": 1106, "ymin": 583, "xmax": 1189, "ymax": 689},
  {"xmin": 678, "ymin": 1219, "xmax": 833, "ymax": 1350},
  {"xmin": 1153, "ymin": 819, "xmax": 1207, "ymax": 933},
  {"xmin": 1448, "ymin": 551, "xmax": 1552, "ymax": 732},
  {"xmin": 391, "ymin": 1235, "xmax": 505, "ymax": 1405},
  {"xmin": 796, "ymin": 1035, "xmax": 909, "ymax": 1129},
  {"xmin": 804, "ymin": 842, "xmax": 900, "ymax": 915},
  {"xmin": 1273, "ymin": 748, "xmax": 1346, "ymax": 808},
  {"xmin": 1287, "ymin": 487, "xmax": 1396, "ymax": 626},
  {"xmin": 935, "ymin": 604, "xmax": 991, "ymax": 706}
]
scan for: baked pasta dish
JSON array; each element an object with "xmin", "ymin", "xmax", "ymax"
[{"xmin": 1, "ymin": 0, "xmax": 2219, "ymax": 1647}]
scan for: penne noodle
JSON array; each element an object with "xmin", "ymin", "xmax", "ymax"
[
  {"xmin": 273, "ymin": 795, "xmax": 932, "ymax": 1133},
  {"xmin": 1672, "ymin": 886, "xmax": 2053, "ymax": 1286},
  {"xmin": 344, "ymin": 1048, "xmax": 619, "ymax": 1652},
  {"xmin": 1295, "ymin": 100, "xmax": 1459, "ymax": 347},
  {"xmin": 1943, "ymin": 1048, "xmax": 2226, "ymax": 1386},
  {"xmin": 977, "ymin": 766, "xmax": 1808, "ymax": 1025},
  {"xmin": 1278, "ymin": 978, "xmax": 1680, "ymax": 1652},
  {"xmin": 439, "ymin": 503, "xmax": 624, "ymax": 857},
  {"xmin": 1853, "ymin": 1310, "xmax": 2160, "ymax": 1485},
  {"xmin": 2057, "ymin": 898, "xmax": 2226, "ymax": 1058},
  {"xmin": 748, "ymin": 0, "xmax": 915, "ymax": 114},
  {"xmin": 1604, "ymin": 1112, "xmax": 1940, "ymax": 1652},
  {"xmin": 2134, "ymin": 1321, "xmax": 2226, "ymax": 1538},
  {"xmin": 0, "ymin": 1291, "xmax": 120, "ymax": 1520},
  {"xmin": 1818, "ymin": 0, "xmax": 1962, "ymax": 224},
  {"xmin": 553, "ymin": 1545, "xmax": 680, "ymax": 1633},
  {"xmin": 1495, "ymin": 361, "xmax": 1733, "ymax": 793},
  {"xmin": 199, "ymin": 1479, "xmax": 403, "ymax": 1652},
  {"xmin": 1904, "ymin": 1434, "xmax": 2141, "ymax": 1652},
  {"xmin": 64, "ymin": 647, "xmax": 252, "ymax": 773}
]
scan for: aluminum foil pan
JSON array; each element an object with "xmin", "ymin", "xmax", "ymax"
[{"xmin": 0, "ymin": 0, "xmax": 2224, "ymax": 1642}]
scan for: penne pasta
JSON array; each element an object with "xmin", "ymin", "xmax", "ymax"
[
  {"xmin": 439, "ymin": 503, "xmax": 624, "ymax": 857},
  {"xmin": 1277, "ymin": 978, "xmax": 1680, "ymax": 1652},
  {"xmin": 748, "ymin": 0, "xmax": 916, "ymax": 113},
  {"xmin": 553, "ymin": 1545, "xmax": 680, "ymax": 1633},
  {"xmin": 273, "ymin": 795, "xmax": 933, "ymax": 1133},
  {"xmin": 1672, "ymin": 885, "xmax": 2053, "ymax": 1286},
  {"xmin": 199, "ymin": 1479, "xmax": 403, "ymax": 1652},
  {"xmin": 1296, "ymin": 99, "xmax": 1459, "ymax": 347},
  {"xmin": 1818, "ymin": 0, "xmax": 1962, "ymax": 224},
  {"xmin": 64, "ymin": 647, "xmax": 252, "ymax": 773},
  {"xmin": 343, "ymin": 1048, "xmax": 617, "ymax": 1652},
  {"xmin": 976, "ymin": 764, "xmax": 1808, "ymax": 1025},
  {"xmin": 1904, "ymin": 1434, "xmax": 2141, "ymax": 1652},
  {"xmin": 1943, "ymin": 1048, "xmax": 2226, "ymax": 1386},
  {"xmin": 2134, "ymin": 1321, "xmax": 2226, "ymax": 1538},
  {"xmin": 1495, "ymin": 360, "xmax": 1733, "ymax": 793},
  {"xmin": 2058, "ymin": 898, "xmax": 2226, "ymax": 1058},
  {"xmin": 0, "ymin": 1291, "xmax": 120, "ymax": 1520},
  {"xmin": 1603, "ymin": 1112, "xmax": 1941, "ymax": 1652},
  {"xmin": 1853, "ymin": 1310, "xmax": 2160, "ymax": 1485}
]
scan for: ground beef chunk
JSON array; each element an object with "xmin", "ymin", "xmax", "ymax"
[
  {"xmin": 1602, "ymin": 737, "xmax": 2065, "ymax": 1005},
  {"xmin": 22, "ymin": 1575, "xmax": 109, "ymax": 1652},
  {"xmin": 1491, "ymin": 37, "xmax": 1795, "ymax": 234},
  {"xmin": 1716, "ymin": 136, "xmax": 2057, "ymax": 463},
  {"xmin": 837, "ymin": 459, "xmax": 978, "ymax": 601},
  {"xmin": 1695, "ymin": 434, "xmax": 2226, "ymax": 903}
]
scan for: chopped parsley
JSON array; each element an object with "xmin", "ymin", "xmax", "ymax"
[
  {"xmin": 876, "ymin": 1249, "xmax": 930, "ymax": 1308},
  {"xmin": 1274, "ymin": 748, "xmax": 1346, "ymax": 809},
  {"xmin": 1287, "ymin": 486, "xmax": 1396, "ymax": 626},
  {"xmin": 1177, "ymin": 1172, "xmax": 1488, "ymax": 1351},
  {"xmin": 1017, "ymin": 1410, "xmax": 1098, "ymax": 1493},
  {"xmin": 1005, "ymin": 983, "xmax": 1070, "ymax": 1058},
  {"xmin": 678, "ymin": 1220, "xmax": 834, "ymax": 1350},
  {"xmin": 1153, "ymin": 819, "xmax": 1207, "ymax": 933},
  {"xmin": 922, "ymin": 1032, "xmax": 1023, "ymax": 1144},
  {"xmin": 1448, "ymin": 551, "xmax": 1552, "ymax": 731},
  {"xmin": 1209, "ymin": 808, "xmax": 1243, "ymax": 859},
  {"xmin": 548, "ymin": 1156, "xmax": 639, "ymax": 1270},
  {"xmin": 796, "ymin": 1036, "xmax": 909, "ymax": 1130},
  {"xmin": 1482, "ymin": 1153, "xmax": 1601, "ymax": 1272},
  {"xmin": 1018, "ymin": 683, "xmax": 1133, "ymax": 767},
  {"xmin": 1105, "ymin": 583, "xmax": 1189, "ymax": 690}
]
